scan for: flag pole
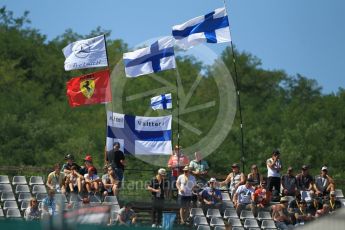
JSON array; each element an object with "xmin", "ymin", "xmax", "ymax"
[
  {"xmin": 223, "ymin": 0, "xmax": 246, "ymax": 173},
  {"xmin": 174, "ymin": 63, "xmax": 181, "ymax": 176}
]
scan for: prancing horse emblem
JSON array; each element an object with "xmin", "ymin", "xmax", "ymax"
[{"xmin": 80, "ymin": 79, "xmax": 95, "ymax": 98}]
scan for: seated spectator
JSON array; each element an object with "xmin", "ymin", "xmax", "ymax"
[
  {"xmin": 66, "ymin": 165, "xmax": 84, "ymax": 194},
  {"xmin": 294, "ymin": 200, "xmax": 314, "ymax": 226},
  {"xmin": 272, "ymin": 197, "xmax": 294, "ymax": 230},
  {"xmin": 189, "ymin": 151, "xmax": 209, "ymax": 184},
  {"xmin": 288, "ymin": 193, "xmax": 302, "ymax": 213},
  {"xmin": 232, "ymin": 178, "xmax": 256, "ymax": 217},
  {"xmin": 42, "ymin": 189, "xmax": 57, "ymax": 217},
  {"xmin": 314, "ymin": 166, "xmax": 335, "ymax": 196},
  {"xmin": 253, "ymin": 181, "xmax": 271, "ymax": 216},
  {"xmin": 296, "ymin": 165, "xmax": 314, "ymax": 201},
  {"xmin": 200, "ymin": 178, "xmax": 222, "ymax": 210},
  {"xmin": 117, "ymin": 202, "xmax": 137, "ymax": 226},
  {"xmin": 247, "ymin": 164, "xmax": 262, "ymax": 188},
  {"xmin": 79, "ymin": 155, "xmax": 98, "ymax": 175},
  {"xmin": 24, "ymin": 197, "xmax": 41, "ymax": 221},
  {"xmin": 84, "ymin": 166, "xmax": 101, "ymax": 196},
  {"xmin": 315, "ymin": 204, "xmax": 330, "ymax": 218},
  {"xmin": 306, "ymin": 194, "xmax": 323, "ymax": 216},
  {"xmin": 325, "ymin": 191, "xmax": 342, "ymax": 212},
  {"xmin": 47, "ymin": 163, "xmax": 65, "ymax": 194},
  {"xmin": 219, "ymin": 163, "xmax": 245, "ymax": 199},
  {"xmin": 281, "ymin": 166, "xmax": 297, "ymax": 196},
  {"xmin": 62, "ymin": 154, "xmax": 81, "ymax": 175},
  {"xmin": 102, "ymin": 165, "xmax": 120, "ymax": 196}
]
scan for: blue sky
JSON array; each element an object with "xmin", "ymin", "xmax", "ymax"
[{"xmin": 2, "ymin": 0, "xmax": 345, "ymax": 94}]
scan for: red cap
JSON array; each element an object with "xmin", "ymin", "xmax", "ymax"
[
  {"xmin": 84, "ymin": 155, "xmax": 92, "ymax": 162},
  {"xmin": 88, "ymin": 166, "xmax": 96, "ymax": 172}
]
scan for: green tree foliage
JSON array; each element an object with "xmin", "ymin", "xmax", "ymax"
[{"xmin": 0, "ymin": 7, "xmax": 344, "ymax": 180}]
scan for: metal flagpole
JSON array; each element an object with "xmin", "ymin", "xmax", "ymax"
[
  {"xmin": 222, "ymin": 0, "xmax": 246, "ymax": 173},
  {"xmin": 174, "ymin": 65, "xmax": 181, "ymax": 173}
]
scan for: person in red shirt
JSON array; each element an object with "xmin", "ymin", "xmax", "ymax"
[{"xmin": 253, "ymin": 181, "xmax": 271, "ymax": 217}]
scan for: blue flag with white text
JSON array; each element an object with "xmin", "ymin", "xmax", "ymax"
[
  {"xmin": 172, "ymin": 7, "xmax": 231, "ymax": 49},
  {"xmin": 151, "ymin": 93, "xmax": 172, "ymax": 110},
  {"xmin": 106, "ymin": 111, "xmax": 172, "ymax": 155},
  {"xmin": 123, "ymin": 36, "xmax": 176, "ymax": 77}
]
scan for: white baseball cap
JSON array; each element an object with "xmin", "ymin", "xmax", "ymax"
[{"xmin": 321, "ymin": 166, "xmax": 328, "ymax": 171}]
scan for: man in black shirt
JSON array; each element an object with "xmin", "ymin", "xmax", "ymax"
[{"xmin": 106, "ymin": 142, "xmax": 125, "ymax": 186}]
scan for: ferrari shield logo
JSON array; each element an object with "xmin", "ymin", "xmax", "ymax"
[{"xmin": 80, "ymin": 79, "xmax": 95, "ymax": 99}]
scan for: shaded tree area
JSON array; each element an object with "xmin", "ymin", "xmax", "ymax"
[{"xmin": 1, "ymin": 7, "xmax": 344, "ymax": 180}]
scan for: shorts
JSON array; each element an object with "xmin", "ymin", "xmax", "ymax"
[{"xmin": 178, "ymin": 195, "xmax": 192, "ymax": 208}]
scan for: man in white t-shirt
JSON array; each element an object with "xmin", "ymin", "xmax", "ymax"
[
  {"xmin": 176, "ymin": 166, "xmax": 196, "ymax": 225},
  {"xmin": 266, "ymin": 150, "xmax": 282, "ymax": 198},
  {"xmin": 233, "ymin": 178, "xmax": 256, "ymax": 217}
]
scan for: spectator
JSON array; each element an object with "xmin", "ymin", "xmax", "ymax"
[
  {"xmin": 281, "ymin": 166, "xmax": 297, "ymax": 196},
  {"xmin": 42, "ymin": 189, "xmax": 57, "ymax": 217},
  {"xmin": 189, "ymin": 151, "xmax": 209, "ymax": 184},
  {"xmin": 219, "ymin": 163, "xmax": 245, "ymax": 199},
  {"xmin": 247, "ymin": 164, "xmax": 263, "ymax": 188},
  {"xmin": 81, "ymin": 196, "xmax": 91, "ymax": 207},
  {"xmin": 307, "ymin": 194, "xmax": 323, "ymax": 216},
  {"xmin": 79, "ymin": 155, "xmax": 98, "ymax": 175},
  {"xmin": 46, "ymin": 163, "xmax": 65, "ymax": 194},
  {"xmin": 266, "ymin": 150, "xmax": 282, "ymax": 199},
  {"xmin": 24, "ymin": 197, "xmax": 41, "ymax": 221},
  {"xmin": 168, "ymin": 146, "xmax": 189, "ymax": 192},
  {"xmin": 315, "ymin": 204, "xmax": 330, "ymax": 218},
  {"xmin": 176, "ymin": 166, "xmax": 196, "ymax": 225},
  {"xmin": 288, "ymin": 193, "xmax": 302, "ymax": 213},
  {"xmin": 66, "ymin": 165, "xmax": 84, "ymax": 194},
  {"xmin": 272, "ymin": 196, "xmax": 294, "ymax": 230},
  {"xmin": 106, "ymin": 142, "xmax": 126, "ymax": 186},
  {"xmin": 232, "ymin": 178, "xmax": 256, "ymax": 217},
  {"xmin": 253, "ymin": 180, "xmax": 271, "ymax": 216},
  {"xmin": 325, "ymin": 191, "xmax": 342, "ymax": 212},
  {"xmin": 102, "ymin": 165, "xmax": 120, "ymax": 196},
  {"xmin": 314, "ymin": 166, "xmax": 335, "ymax": 196},
  {"xmin": 200, "ymin": 178, "xmax": 222, "ymax": 210},
  {"xmin": 117, "ymin": 202, "xmax": 137, "ymax": 226},
  {"xmin": 294, "ymin": 200, "xmax": 314, "ymax": 226},
  {"xmin": 61, "ymin": 154, "xmax": 81, "ymax": 175},
  {"xmin": 296, "ymin": 165, "xmax": 314, "ymax": 201},
  {"xmin": 147, "ymin": 168, "xmax": 169, "ymax": 228},
  {"xmin": 84, "ymin": 166, "xmax": 101, "ymax": 196}
]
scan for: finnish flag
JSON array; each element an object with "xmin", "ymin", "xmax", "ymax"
[
  {"xmin": 62, "ymin": 35, "xmax": 108, "ymax": 71},
  {"xmin": 123, "ymin": 36, "xmax": 176, "ymax": 78},
  {"xmin": 151, "ymin": 93, "xmax": 172, "ymax": 110},
  {"xmin": 172, "ymin": 7, "xmax": 231, "ymax": 49},
  {"xmin": 106, "ymin": 111, "xmax": 172, "ymax": 155}
]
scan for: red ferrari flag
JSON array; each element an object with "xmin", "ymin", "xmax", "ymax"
[{"xmin": 66, "ymin": 69, "xmax": 112, "ymax": 107}]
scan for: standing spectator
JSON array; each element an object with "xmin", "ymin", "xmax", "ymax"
[
  {"xmin": 42, "ymin": 189, "xmax": 57, "ymax": 217},
  {"xmin": 219, "ymin": 163, "xmax": 245, "ymax": 199},
  {"xmin": 247, "ymin": 164, "xmax": 263, "ymax": 188},
  {"xmin": 147, "ymin": 168, "xmax": 169, "ymax": 228},
  {"xmin": 176, "ymin": 166, "xmax": 196, "ymax": 225},
  {"xmin": 117, "ymin": 202, "xmax": 137, "ymax": 226},
  {"xmin": 253, "ymin": 181, "xmax": 271, "ymax": 216},
  {"xmin": 24, "ymin": 197, "xmax": 41, "ymax": 221},
  {"xmin": 326, "ymin": 191, "xmax": 342, "ymax": 212},
  {"xmin": 47, "ymin": 163, "xmax": 65, "ymax": 194},
  {"xmin": 200, "ymin": 178, "xmax": 222, "ymax": 210},
  {"xmin": 66, "ymin": 165, "xmax": 84, "ymax": 194},
  {"xmin": 296, "ymin": 165, "xmax": 314, "ymax": 201},
  {"xmin": 61, "ymin": 154, "xmax": 81, "ymax": 175},
  {"xmin": 266, "ymin": 150, "xmax": 282, "ymax": 199},
  {"xmin": 168, "ymin": 146, "xmax": 189, "ymax": 196},
  {"xmin": 314, "ymin": 166, "xmax": 335, "ymax": 196},
  {"xmin": 84, "ymin": 166, "xmax": 101, "ymax": 196},
  {"xmin": 106, "ymin": 142, "xmax": 125, "ymax": 185},
  {"xmin": 189, "ymin": 151, "xmax": 209, "ymax": 184},
  {"xmin": 232, "ymin": 179, "xmax": 256, "ymax": 217},
  {"xmin": 294, "ymin": 200, "xmax": 314, "ymax": 226},
  {"xmin": 281, "ymin": 166, "xmax": 297, "ymax": 196},
  {"xmin": 102, "ymin": 165, "xmax": 120, "ymax": 196},
  {"xmin": 272, "ymin": 197, "xmax": 294, "ymax": 229}
]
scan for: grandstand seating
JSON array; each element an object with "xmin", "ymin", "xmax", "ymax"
[
  {"xmin": 32, "ymin": 184, "xmax": 47, "ymax": 194},
  {"xmin": 257, "ymin": 211, "xmax": 273, "ymax": 221},
  {"xmin": 214, "ymin": 226, "xmax": 226, "ymax": 230},
  {"xmin": 15, "ymin": 184, "xmax": 30, "ymax": 194},
  {"xmin": 193, "ymin": 216, "xmax": 208, "ymax": 227},
  {"xmin": 210, "ymin": 217, "xmax": 225, "ymax": 227},
  {"xmin": 36, "ymin": 193, "xmax": 48, "ymax": 202},
  {"xmin": 55, "ymin": 193, "xmax": 68, "ymax": 203},
  {"xmin": 69, "ymin": 193, "xmax": 82, "ymax": 203},
  {"xmin": 0, "ymin": 208, "xmax": 4, "ymax": 218},
  {"xmin": 232, "ymin": 227, "xmax": 245, "ymax": 230},
  {"xmin": 89, "ymin": 195, "xmax": 101, "ymax": 205},
  {"xmin": 103, "ymin": 195, "xmax": 118, "ymax": 205},
  {"xmin": 206, "ymin": 208, "xmax": 222, "ymax": 218},
  {"xmin": 12, "ymin": 176, "xmax": 27, "ymax": 185},
  {"xmin": 0, "ymin": 175, "xmax": 10, "ymax": 184},
  {"xmin": 197, "ymin": 225, "xmax": 211, "ymax": 230},
  {"xmin": 221, "ymin": 192, "xmax": 231, "ymax": 201},
  {"xmin": 244, "ymin": 219, "xmax": 259, "ymax": 229},
  {"xmin": 335, "ymin": 189, "xmax": 344, "ymax": 198},
  {"xmin": 223, "ymin": 200, "xmax": 235, "ymax": 208},
  {"xmin": 6, "ymin": 208, "xmax": 22, "ymax": 218},
  {"xmin": 228, "ymin": 217, "xmax": 243, "ymax": 227},
  {"xmin": 21, "ymin": 200, "xmax": 30, "ymax": 211},
  {"xmin": 0, "ymin": 183, "xmax": 12, "ymax": 193},
  {"xmin": 3, "ymin": 201, "xmax": 18, "ymax": 210},
  {"xmin": 190, "ymin": 207, "xmax": 204, "ymax": 218},
  {"xmin": 240, "ymin": 210, "xmax": 255, "ymax": 220},
  {"xmin": 261, "ymin": 219, "xmax": 277, "ymax": 229},
  {"xmin": 224, "ymin": 208, "xmax": 238, "ymax": 219},
  {"xmin": 18, "ymin": 192, "xmax": 32, "ymax": 203},
  {"xmin": 29, "ymin": 176, "xmax": 44, "ymax": 186}
]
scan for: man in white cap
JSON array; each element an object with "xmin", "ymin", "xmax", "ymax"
[
  {"xmin": 176, "ymin": 166, "xmax": 196, "ymax": 225},
  {"xmin": 272, "ymin": 196, "xmax": 294, "ymax": 229},
  {"xmin": 200, "ymin": 178, "xmax": 222, "ymax": 210},
  {"xmin": 314, "ymin": 166, "xmax": 335, "ymax": 196},
  {"xmin": 147, "ymin": 168, "xmax": 168, "ymax": 228}
]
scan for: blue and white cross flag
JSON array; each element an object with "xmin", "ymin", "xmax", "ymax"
[
  {"xmin": 106, "ymin": 111, "xmax": 172, "ymax": 155},
  {"xmin": 123, "ymin": 36, "xmax": 176, "ymax": 78},
  {"xmin": 151, "ymin": 93, "xmax": 172, "ymax": 110},
  {"xmin": 172, "ymin": 7, "xmax": 231, "ymax": 49}
]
